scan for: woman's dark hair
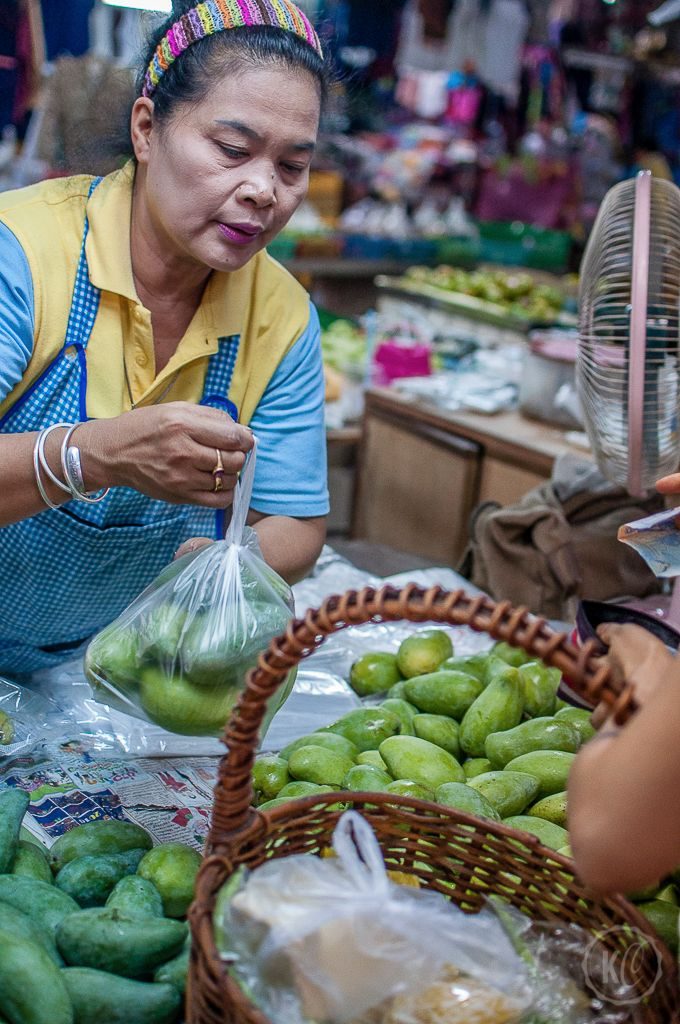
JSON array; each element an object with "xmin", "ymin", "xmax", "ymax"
[{"xmin": 138, "ymin": 1, "xmax": 332, "ymax": 121}]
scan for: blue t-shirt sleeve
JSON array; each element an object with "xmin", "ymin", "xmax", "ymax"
[
  {"xmin": 0, "ymin": 222, "xmax": 34, "ymax": 403},
  {"xmin": 249, "ymin": 302, "xmax": 329, "ymax": 517}
]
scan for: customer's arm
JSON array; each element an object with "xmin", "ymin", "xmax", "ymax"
[{"xmin": 568, "ymin": 624, "xmax": 680, "ymax": 894}]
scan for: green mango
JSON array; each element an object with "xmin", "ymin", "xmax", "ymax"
[
  {"xmin": 0, "ymin": 709, "xmax": 14, "ymax": 746},
  {"xmin": 141, "ymin": 604, "xmax": 187, "ymax": 667},
  {"xmin": 11, "ymin": 840, "xmax": 52, "ymax": 884},
  {"xmin": 0, "ymin": 928, "xmax": 72, "ymax": 1024},
  {"xmin": 0, "ymin": 789, "xmax": 29, "ymax": 875},
  {"xmin": 554, "ymin": 707, "xmax": 596, "ymax": 745},
  {"xmin": 288, "ymin": 746, "xmax": 355, "ymax": 788},
  {"xmin": 326, "ymin": 708, "xmax": 401, "ymax": 752},
  {"xmin": 518, "ymin": 662, "xmax": 561, "ymax": 718},
  {"xmin": 55, "ymin": 849, "xmax": 147, "ymax": 908},
  {"xmin": 491, "ymin": 642, "xmax": 532, "ymax": 668},
  {"xmin": 466, "ymin": 771, "xmax": 540, "ymax": 817},
  {"xmin": 386, "ymin": 679, "xmax": 411, "ymax": 700},
  {"xmin": 105, "ymin": 875, "xmax": 164, "ymax": 918},
  {"xmin": 380, "ymin": 698, "xmax": 418, "ymax": 735},
  {"xmin": 502, "ymin": 815, "xmax": 569, "ymax": 851},
  {"xmin": 258, "ymin": 797, "xmax": 300, "ymax": 812},
  {"xmin": 435, "ymin": 783, "xmax": 501, "ymax": 821},
  {"xmin": 356, "ymin": 751, "xmax": 389, "ymax": 771},
  {"xmin": 341, "ymin": 765, "xmax": 393, "ymax": 793},
  {"xmin": 87, "ymin": 627, "xmax": 140, "ymax": 688},
  {"xmin": 349, "ymin": 653, "xmax": 401, "ymax": 696},
  {"xmin": 62, "ymin": 968, "xmax": 181, "ymax": 1024},
  {"xmin": 0, "ymin": 899, "xmax": 62, "ymax": 965},
  {"xmin": 0, "ymin": 877, "xmax": 79, "ymax": 945},
  {"xmin": 49, "ymin": 820, "xmax": 152, "ymax": 874},
  {"xmin": 628, "ymin": 882, "xmax": 663, "ymax": 902},
  {"xmin": 139, "ymin": 668, "xmax": 239, "ymax": 736},
  {"xmin": 137, "ymin": 843, "xmax": 202, "ymax": 919},
  {"xmin": 56, "ymin": 908, "xmax": 188, "ymax": 978},
  {"xmin": 657, "ymin": 884, "xmax": 678, "ymax": 906},
  {"xmin": 154, "ymin": 937, "xmax": 191, "ymax": 995},
  {"xmin": 19, "ymin": 827, "xmax": 46, "ymax": 851},
  {"xmin": 557, "ymin": 844, "xmax": 573, "ymax": 859},
  {"xmin": 385, "ymin": 780, "xmax": 433, "ymax": 800},
  {"xmin": 527, "ymin": 791, "xmax": 568, "ymax": 828},
  {"xmin": 554, "ymin": 698, "xmax": 570, "ymax": 711},
  {"xmin": 252, "ymin": 756, "xmax": 290, "ymax": 801},
  {"xmin": 280, "ymin": 732, "xmax": 359, "ymax": 762},
  {"xmin": 459, "ymin": 666, "xmax": 524, "ymax": 757},
  {"xmin": 483, "ymin": 656, "xmax": 517, "ymax": 684},
  {"xmin": 276, "ymin": 782, "xmax": 334, "ymax": 799},
  {"xmin": 412, "ymin": 714, "xmax": 460, "ymax": 758},
  {"xmin": 379, "ymin": 736, "xmax": 465, "ymax": 791},
  {"xmin": 463, "ymin": 758, "xmax": 493, "ymax": 780},
  {"xmin": 404, "ymin": 671, "xmax": 484, "ymax": 720},
  {"xmin": 485, "ymin": 717, "xmax": 580, "ymax": 769},
  {"xmin": 637, "ymin": 900, "xmax": 680, "ymax": 955},
  {"xmin": 439, "ymin": 654, "xmax": 490, "ymax": 684},
  {"xmin": 504, "ymin": 750, "xmax": 576, "ymax": 800},
  {"xmin": 396, "ymin": 630, "xmax": 453, "ymax": 678}
]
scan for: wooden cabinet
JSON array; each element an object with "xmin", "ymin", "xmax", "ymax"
[{"xmin": 352, "ymin": 389, "xmax": 583, "ymax": 568}]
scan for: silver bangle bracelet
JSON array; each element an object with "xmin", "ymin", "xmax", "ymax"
[
  {"xmin": 37, "ymin": 421, "xmax": 73, "ymax": 494},
  {"xmin": 32, "ymin": 430, "xmax": 61, "ymax": 510},
  {"xmin": 60, "ymin": 424, "xmax": 110, "ymax": 504}
]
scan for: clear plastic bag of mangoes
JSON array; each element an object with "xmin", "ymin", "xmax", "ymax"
[{"xmin": 84, "ymin": 447, "xmax": 295, "ymax": 737}]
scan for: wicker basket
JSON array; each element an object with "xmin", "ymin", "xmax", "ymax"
[{"xmin": 188, "ymin": 584, "xmax": 680, "ymax": 1024}]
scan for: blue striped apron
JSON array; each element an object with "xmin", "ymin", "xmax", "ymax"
[{"xmin": 0, "ymin": 179, "xmax": 241, "ymax": 676}]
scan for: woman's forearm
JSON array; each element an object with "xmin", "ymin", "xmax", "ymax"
[
  {"xmin": 568, "ymin": 667, "xmax": 680, "ymax": 893},
  {"xmin": 249, "ymin": 512, "xmax": 326, "ymax": 584},
  {"xmin": 0, "ymin": 430, "xmax": 73, "ymax": 526}
]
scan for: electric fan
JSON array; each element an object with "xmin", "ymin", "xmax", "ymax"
[{"xmin": 577, "ymin": 169, "xmax": 680, "ymax": 498}]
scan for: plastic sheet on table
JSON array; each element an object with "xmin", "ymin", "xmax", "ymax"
[{"xmin": 0, "ymin": 676, "xmax": 67, "ymax": 762}]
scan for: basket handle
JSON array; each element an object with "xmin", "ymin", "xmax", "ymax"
[{"xmin": 209, "ymin": 584, "xmax": 634, "ymax": 846}]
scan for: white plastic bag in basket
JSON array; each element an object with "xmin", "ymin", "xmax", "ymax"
[
  {"xmin": 84, "ymin": 442, "xmax": 296, "ymax": 737},
  {"xmin": 216, "ymin": 811, "xmax": 531, "ymax": 1024}
]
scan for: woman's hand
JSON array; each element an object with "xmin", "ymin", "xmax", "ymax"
[
  {"xmin": 590, "ymin": 623, "xmax": 673, "ymax": 729},
  {"xmin": 78, "ymin": 403, "xmax": 254, "ymax": 508},
  {"xmin": 174, "ymin": 537, "xmax": 213, "ymax": 559}
]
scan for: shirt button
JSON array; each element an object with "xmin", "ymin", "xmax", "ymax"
[
  {"xmin": 134, "ymin": 308, "xmax": 145, "ymax": 323},
  {"xmin": 135, "ymin": 351, "xmax": 147, "ymax": 367}
]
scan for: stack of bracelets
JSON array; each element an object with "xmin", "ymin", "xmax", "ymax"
[{"xmin": 32, "ymin": 423, "xmax": 110, "ymax": 509}]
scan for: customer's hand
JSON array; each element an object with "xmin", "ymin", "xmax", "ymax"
[
  {"xmin": 174, "ymin": 537, "xmax": 214, "ymax": 560},
  {"xmin": 655, "ymin": 472, "xmax": 680, "ymax": 496},
  {"xmin": 77, "ymin": 403, "xmax": 254, "ymax": 508},
  {"xmin": 590, "ymin": 623, "xmax": 674, "ymax": 729}
]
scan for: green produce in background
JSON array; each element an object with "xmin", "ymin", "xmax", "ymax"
[
  {"xmin": 504, "ymin": 750, "xmax": 576, "ymax": 800},
  {"xmin": 56, "ymin": 908, "xmax": 188, "ymax": 978},
  {"xmin": 0, "ymin": 876, "xmax": 79, "ymax": 944},
  {"xmin": 49, "ymin": 820, "xmax": 153, "ymax": 874},
  {"xmin": 154, "ymin": 936, "xmax": 191, "ymax": 995},
  {"xmin": 463, "ymin": 758, "xmax": 493, "ymax": 780},
  {"xmin": 105, "ymin": 875, "xmax": 164, "ymax": 918},
  {"xmin": 485, "ymin": 717, "xmax": 580, "ymax": 769},
  {"xmin": 11, "ymin": 840, "xmax": 52, "ymax": 885},
  {"xmin": 0, "ymin": 788, "xmax": 30, "ymax": 874},
  {"xmin": 459, "ymin": 666, "xmax": 524, "ymax": 757},
  {"xmin": 280, "ymin": 732, "xmax": 358, "ymax": 762},
  {"xmin": 379, "ymin": 736, "xmax": 465, "ymax": 791},
  {"xmin": 252, "ymin": 756, "xmax": 290, "ymax": 802},
  {"xmin": 412, "ymin": 714, "xmax": 460, "ymax": 757},
  {"xmin": 0, "ymin": 709, "xmax": 15, "ymax": 745},
  {"xmin": 554, "ymin": 707, "xmax": 596, "ymax": 745},
  {"xmin": 341, "ymin": 765, "xmax": 393, "ymax": 792},
  {"xmin": 19, "ymin": 826, "xmax": 45, "ymax": 851},
  {"xmin": 637, "ymin": 900, "xmax": 680, "ymax": 955},
  {"xmin": 139, "ymin": 668, "xmax": 238, "ymax": 736},
  {"xmin": 435, "ymin": 782, "xmax": 501, "ymax": 821},
  {"xmin": 396, "ymin": 629, "xmax": 453, "ymax": 678},
  {"xmin": 62, "ymin": 968, "xmax": 181, "ymax": 1024},
  {"xmin": 380, "ymin": 698, "xmax": 418, "ymax": 735},
  {"xmin": 137, "ymin": 843, "xmax": 202, "ymax": 919},
  {"xmin": 466, "ymin": 771, "xmax": 540, "ymax": 818},
  {"xmin": 326, "ymin": 707, "xmax": 401, "ymax": 752},
  {"xmin": 385, "ymin": 780, "xmax": 433, "ymax": 800},
  {"xmin": 257, "ymin": 797, "xmax": 298, "ymax": 812},
  {"xmin": 276, "ymin": 782, "xmax": 334, "ymax": 799},
  {"xmin": 404, "ymin": 671, "xmax": 484, "ymax": 720},
  {"xmin": 349, "ymin": 652, "xmax": 402, "ymax": 696},
  {"xmin": 56, "ymin": 849, "xmax": 147, "ymax": 908},
  {"xmin": 287, "ymin": 745, "xmax": 354, "ymax": 788},
  {"xmin": 557, "ymin": 844, "xmax": 572, "ymax": 859},
  {"xmin": 0, "ymin": 899, "xmax": 62, "ymax": 965},
  {"xmin": 439, "ymin": 653, "xmax": 490, "ymax": 683},
  {"xmin": 386, "ymin": 680, "xmax": 411, "ymax": 700},
  {"xmin": 518, "ymin": 662, "xmax": 561, "ymax": 718},
  {"xmin": 356, "ymin": 750, "xmax": 388, "ymax": 771},
  {"xmin": 657, "ymin": 883, "xmax": 678, "ymax": 906},
  {"xmin": 527, "ymin": 791, "xmax": 568, "ymax": 829},
  {"xmin": 0, "ymin": 929, "xmax": 73, "ymax": 1024},
  {"xmin": 502, "ymin": 816, "xmax": 569, "ymax": 852},
  {"xmin": 490, "ymin": 642, "xmax": 532, "ymax": 668}
]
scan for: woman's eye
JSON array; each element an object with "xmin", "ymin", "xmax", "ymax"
[
  {"xmin": 282, "ymin": 163, "xmax": 306, "ymax": 175},
  {"xmin": 220, "ymin": 145, "xmax": 247, "ymax": 159}
]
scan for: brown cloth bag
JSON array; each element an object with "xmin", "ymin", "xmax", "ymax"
[{"xmin": 458, "ymin": 455, "xmax": 665, "ymax": 621}]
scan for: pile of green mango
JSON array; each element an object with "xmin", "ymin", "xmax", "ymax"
[
  {"xmin": 0, "ymin": 788, "xmax": 200, "ymax": 1024},
  {"xmin": 0, "ymin": 709, "xmax": 14, "ymax": 746},
  {"xmin": 253, "ymin": 628, "xmax": 680, "ymax": 955},
  {"xmin": 85, "ymin": 590, "xmax": 294, "ymax": 736}
]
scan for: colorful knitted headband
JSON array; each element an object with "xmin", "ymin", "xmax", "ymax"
[{"xmin": 143, "ymin": 0, "xmax": 323, "ymax": 98}]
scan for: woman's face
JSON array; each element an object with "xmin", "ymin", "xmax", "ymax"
[{"xmin": 133, "ymin": 64, "xmax": 321, "ymax": 273}]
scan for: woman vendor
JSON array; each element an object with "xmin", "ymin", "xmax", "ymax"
[{"xmin": 0, "ymin": 0, "xmax": 330, "ymax": 678}]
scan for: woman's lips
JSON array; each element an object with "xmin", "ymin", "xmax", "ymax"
[{"xmin": 218, "ymin": 222, "xmax": 263, "ymax": 246}]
